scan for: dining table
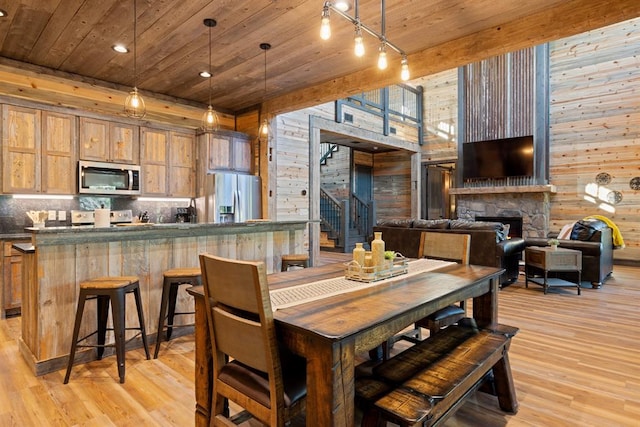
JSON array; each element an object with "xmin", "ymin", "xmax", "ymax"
[{"xmin": 187, "ymin": 259, "xmax": 515, "ymax": 427}]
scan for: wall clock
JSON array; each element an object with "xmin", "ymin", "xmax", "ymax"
[
  {"xmin": 606, "ymin": 190, "xmax": 623, "ymax": 204},
  {"xmin": 595, "ymin": 172, "xmax": 612, "ymax": 185},
  {"xmin": 630, "ymin": 177, "xmax": 640, "ymax": 190}
]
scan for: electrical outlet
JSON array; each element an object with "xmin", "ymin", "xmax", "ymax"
[
  {"xmin": 48, "ymin": 210, "xmax": 57, "ymax": 221},
  {"xmin": 58, "ymin": 210, "xmax": 66, "ymax": 221}
]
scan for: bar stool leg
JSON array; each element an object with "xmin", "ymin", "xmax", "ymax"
[
  {"xmin": 64, "ymin": 289, "xmax": 88, "ymax": 384},
  {"xmin": 111, "ymin": 289, "xmax": 127, "ymax": 384},
  {"xmin": 166, "ymin": 283, "xmax": 179, "ymax": 340},
  {"xmin": 133, "ymin": 285, "xmax": 151, "ymax": 360},
  {"xmin": 96, "ymin": 295, "xmax": 110, "ymax": 360},
  {"xmin": 154, "ymin": 278, "xmax": 172, "ymax": 359}
]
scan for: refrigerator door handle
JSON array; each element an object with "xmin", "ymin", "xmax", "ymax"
[{"xmin": 235, "ymin": 189, "xmax": 241, "ymax": 222}]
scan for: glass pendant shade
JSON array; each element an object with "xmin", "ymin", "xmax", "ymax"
[
  {"xmin": 320, "ymin": 7, "xmax": 331, "ymax": 40},
  {"xmin": 124, "ymin": 0, "xmax": 145, "ymax": 119},
  {"xmin": 401, "ymin": 56, "xmax": 410, "ymax": 81},
  {"xmin": 124, "ymin": 87, "xmax": 146, "ymax": 119},
  {"xmin": 202, "ymin": 105, "xmax": 219, "ymax": 131},
  {"xmin": 377, "ymin": 44, "xmax": 388, "ymax": 70}
]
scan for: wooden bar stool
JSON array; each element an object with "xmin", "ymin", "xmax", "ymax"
[
  {"xmin": 64, "ymin": 276, "xmax": 150, "ymax": 384},
  {"xmin": 281, "ymin": 253, "xmax": 310, "ymax": 271},
  {"xmin": 153, "ymin": 267, "xmax": 201, "ymax": 358}
]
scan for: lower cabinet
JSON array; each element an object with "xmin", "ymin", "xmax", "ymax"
[{"xmin": 2, "ymin": 240, "xmax": 28, "ymax": 317}]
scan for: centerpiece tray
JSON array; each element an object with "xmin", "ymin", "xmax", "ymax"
[{"xmin": 345, "ymin": 255, "xmax": 408, "ymax": 283}]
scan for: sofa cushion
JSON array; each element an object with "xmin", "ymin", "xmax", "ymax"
[
  {"xmin": 449, "ymin": 220, "xmax": 506, "ymax": 242},
  {"xmin": 376, "ymin": 218, "xmax": 414, "ymax": 228},
  {"xmin": 412, "ymin": 219, "xmax": 450, "ymax": 229}
]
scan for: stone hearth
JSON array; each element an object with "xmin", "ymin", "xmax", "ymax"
[{"xmin": 450, "ymin": 185, "xmax": 555, "ymax": 238}]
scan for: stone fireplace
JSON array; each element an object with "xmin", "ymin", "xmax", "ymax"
[{"xmin": 450, "ymin": 185, "xmax": 556, "ymax": 239}]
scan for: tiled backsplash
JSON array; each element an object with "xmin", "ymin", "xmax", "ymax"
[{"xmin": 0, "ymin": 196, "xmax": 191, "ymax": 234}]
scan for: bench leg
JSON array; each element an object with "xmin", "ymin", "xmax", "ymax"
[{"xmin": 492, "ymin": 351, "xmax": 518, "ymax": 413}]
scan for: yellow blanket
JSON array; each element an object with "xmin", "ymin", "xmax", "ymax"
[{"xmin": 584, "ymin": 215, "xmax": 625, "ymax": 248}]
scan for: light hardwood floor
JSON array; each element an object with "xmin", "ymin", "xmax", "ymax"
[{"xmin": 0, "ymin": 257, "xmax": 638, "ymax": 426}]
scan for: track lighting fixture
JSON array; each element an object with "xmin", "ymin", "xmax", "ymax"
[{"xmin": 320, "ymin": 0, "xmax": 410, "ymax": 81}]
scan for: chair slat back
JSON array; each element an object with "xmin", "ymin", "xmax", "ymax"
[
  {"xmin": 199, "ymin": 253, "xmax": 277, "ymax": 373},
  {"xmin": 419, "ymin": 232, "xmax": 471, "ymax": 264}
]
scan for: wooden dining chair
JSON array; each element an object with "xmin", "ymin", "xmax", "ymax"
[
  {"xmin": 383, "ymin": 232, "xmax": 472, "ymax": 358},
  {"xmin": 198, "ymin": 253, "xmax": 307, "ymax": 427},
  {"xmin": 416, "ymin": 231, "xmax": 471, "ymax": 333}
]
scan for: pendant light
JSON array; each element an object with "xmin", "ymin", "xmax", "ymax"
[
  {"xmin": 201, "ymin": 18, "xmax": 219, "ymax": 132},
  {"xmin": 259, "ymin": 42, "xmax": 272, "ymax": 140},
  {"xmin": 124, "ymin": 0, "xmax": 146, "ymax": 118}
]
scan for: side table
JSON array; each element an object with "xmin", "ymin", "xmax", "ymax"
[{"xmin": 525, "ymin": 246, "xmax": 582, "ymax": 295}]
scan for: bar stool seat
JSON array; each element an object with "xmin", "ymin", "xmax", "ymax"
[
  {"xmin": 281, "ymin": 254, "xmax": 310, "ymax": 271},
  {"xmin": 64, "ymin": 276, "xmax": 150, "ymax": 384},
  {"xmin": 154, "ymin": 267, "xmax": 201, "ymax": 358}
]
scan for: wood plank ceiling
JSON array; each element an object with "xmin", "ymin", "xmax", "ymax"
[{"xmin": 0, "ymin": 0, "xmax": 638, "ymax": 116}]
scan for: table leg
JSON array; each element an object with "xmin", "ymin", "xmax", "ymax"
[
  {"xmin": 473, "ymin": 276, "xmax": 499, "ymax": 329},
  {"xmin": 304, "ymin": 338, "xmax": 356, "ymax": 426},
  {"xmin": 492, "ymin": 351, "xmax": 519, "ymax": 413}
]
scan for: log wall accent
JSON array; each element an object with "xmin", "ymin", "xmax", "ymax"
[
  {"xmin": 548, "ymin": 18, "xmax": 639, "ymax": 259},
  {"xmin": 20, "ymin": 222, "xmax": 306, "ymax": 375}
]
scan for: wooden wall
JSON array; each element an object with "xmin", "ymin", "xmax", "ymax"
[
  {"xmin": 417, "ymin": 69, "xmax": 459, "ymax": 163},
  {"xmin": 548, "ymin": 18, "xmax": 640, "ymax": 259}
]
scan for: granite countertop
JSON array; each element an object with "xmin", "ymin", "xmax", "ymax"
[{"xmin": 0, "ymin": 232, "xmax": 31, "ymax": 240}]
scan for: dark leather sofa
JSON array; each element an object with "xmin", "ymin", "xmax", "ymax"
[
  {"xmin": 525, "ymin": 218, "xmax": 613, "ymax": 288},
  {"xmin": 373, "ymin": 218, "xmax": 526, "ymax": 286}
]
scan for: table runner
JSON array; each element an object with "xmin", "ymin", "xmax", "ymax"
[{"xmin": 270, "ymin": 258, "xmax": 454, "ymax": 310}]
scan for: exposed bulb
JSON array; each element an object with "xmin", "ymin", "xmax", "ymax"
[
  {"xmin": 354, "ymin": 28, "xmax": 365, "ymax": 57},
  {"xmin": 124, "ymin": 87, "xmax": 146, "ymax": 119},
  {"xmin": 320, "ymin": 8, "xmax": 331, "ymax": 40},
  {"xmin": 401, "ymin": 57, "xmax": 410, "ymax": 81},
  {"xmin": 202, "ymin": 105, "xmax": 219, "ymax": 131},
  {"xmin": 377, "ymin": 45, "xmax": 388, "ymax": 70},
  {"xmin": 260, "ymin": 118, "xmax": 269, "ymax": 136}
]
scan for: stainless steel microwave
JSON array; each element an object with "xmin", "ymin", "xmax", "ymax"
[{"xmin": 78, "ymin": 160, "xmax": 141, "ymax": 195}]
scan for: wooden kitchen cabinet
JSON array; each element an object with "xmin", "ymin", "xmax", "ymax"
[
  {"xmin": 199, "ymin": 130, "xmax": 252, "ymax": 173},
  {"xmin": 2, "ymin": 105, "xmax": 76, "ymax": 194},
  {"xmin": 2, "ymin": 240, "xmax": 28, "ymax": 317},
  {"xmin": 79, "ymin": 117, "xmax": 139, "ymax": 164},
  {"xmin": 140, "ymin": 127, "xmax": 195, "ymax": 196}
]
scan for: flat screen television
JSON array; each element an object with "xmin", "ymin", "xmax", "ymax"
[{"xmin": 462, "ymin": 135, "xmax": 534, "ymax": 180}]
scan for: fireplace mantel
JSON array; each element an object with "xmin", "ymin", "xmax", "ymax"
[{"xmin": 450, "ymin": 185, "xmax": 556, "ymax": 195}]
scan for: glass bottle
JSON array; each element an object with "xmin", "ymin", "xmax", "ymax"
[
  {"xmin": 371, "ymin": 231, "xmax": 385, "ymax": 272},
  {"xmin": 353, "ymin": 242, "xmax": 365, "ymax": 268}
]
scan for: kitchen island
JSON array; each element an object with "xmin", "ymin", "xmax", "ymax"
[{"xmin": 16, "ymin": 220, "xmax": 308, "ymax": 376}]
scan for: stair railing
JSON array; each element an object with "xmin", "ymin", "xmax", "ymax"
[
  {"xmin": 320, "ymin": 143, "xmax": 339, "ymax": 165},
  {"xmin": 351, "ymin": 193, "xmax": 372, "ymax": 238},
  {"xmin": 320, "ymin": 188, "xmax": 343, "ymax": 245}
]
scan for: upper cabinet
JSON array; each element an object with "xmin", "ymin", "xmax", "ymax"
[
  {"xmin": 140, "ymin": 127, "xmax": 195, "ymax": 197},
  {"xmin": 2, "ymin": 105, "xmax": 76, "ymax": 194},
  {"xmin": 79, "ymin": 117, "xmax": 139, "ymax": 164},
  {"xmin": 198, "ymin": 130, "xmax": 252, "ymax": 174}
]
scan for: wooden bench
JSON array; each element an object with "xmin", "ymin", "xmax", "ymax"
[{"xmin": 356, "ymin": 321, "xmax": 519, "ymax": 426}]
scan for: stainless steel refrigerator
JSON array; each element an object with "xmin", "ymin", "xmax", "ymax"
[{"xmin": 197, "ymin": 172, "xmax": 262, "ymax": 223}]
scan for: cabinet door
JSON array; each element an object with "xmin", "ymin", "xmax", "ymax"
[
  {"xmin": 79, "ymin": 117, "xmax": 109, "ymax": 161},
  {"xmin": 207, "ymin": 133, "xmax": 232, "ymax": 171},
  {"xmin": 2, "ymin": 105, "xmax": 41, "ymax": 193},
  {"xmin": 169, "ymin": 131, "xmax": 195, "ymax": 197},
  {"xmin": 232, "ymin": 134, "xmax": 252, "ymax": 173},
  {"xmin": 42, "ymin": 112, "xmax": 76, "ymax": 194},
  {"xmin": 140, "ymin": 127, "xmax": 168, "ymax": 195},
  {"xmin": 110, "ymin": 122, "xmax": 139, "ymax": 164}
]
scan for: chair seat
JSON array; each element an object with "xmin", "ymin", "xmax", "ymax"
[
  {"xmin": 281, "ymin": 254, "xmax": 309, "ymax": 262},
  {"xmin": 163, "ymin": 267, "xmax": 201, "ymax": 278},
  {"xmin": 219, "ymin": 357, "xmax": 307, "ymax": 409},
  {"xmin": 81, "ymin": 276, "xmax": 138, "ymax": 289},
  {"xmin": 419, "ymin": 305, "xmax": 466, "ymax": 323}
]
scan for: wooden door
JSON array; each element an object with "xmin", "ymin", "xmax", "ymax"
[
  {"xmin": 79, "ymin": 117, "xmax": 109, "ymax": 161},
  {"xmin": 110, "ymin": 122, "xmax": 139, "ymax": 164},
  {"xmin": 42, "ymin": 111, "xmax": 76, "ymax": 194},
  {"xmin": 140, "ymin": 127, "xmax": 169, "ymax": 195},
  {"xmin": 169, "ymin": 131, "xmax": 195, "ymax": 197},
  {"xmin": 2, "ymin": 105, "xmax": 41, "ymax": 193}
]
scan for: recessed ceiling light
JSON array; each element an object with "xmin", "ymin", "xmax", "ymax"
[
  {"xmin": 112, "ymin": 44, "xmax": 129, "ymax": 53},
  {"xmin": 199, "ymin": 71, "xmax": 212, "ymax": 78},
  {"xmin": 0, "ymin": 9, "xmax": 7, "ymax": 17},
  {"xmin": 334, "ymin": 1, "xmax": 350, "ymax": 12}
]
